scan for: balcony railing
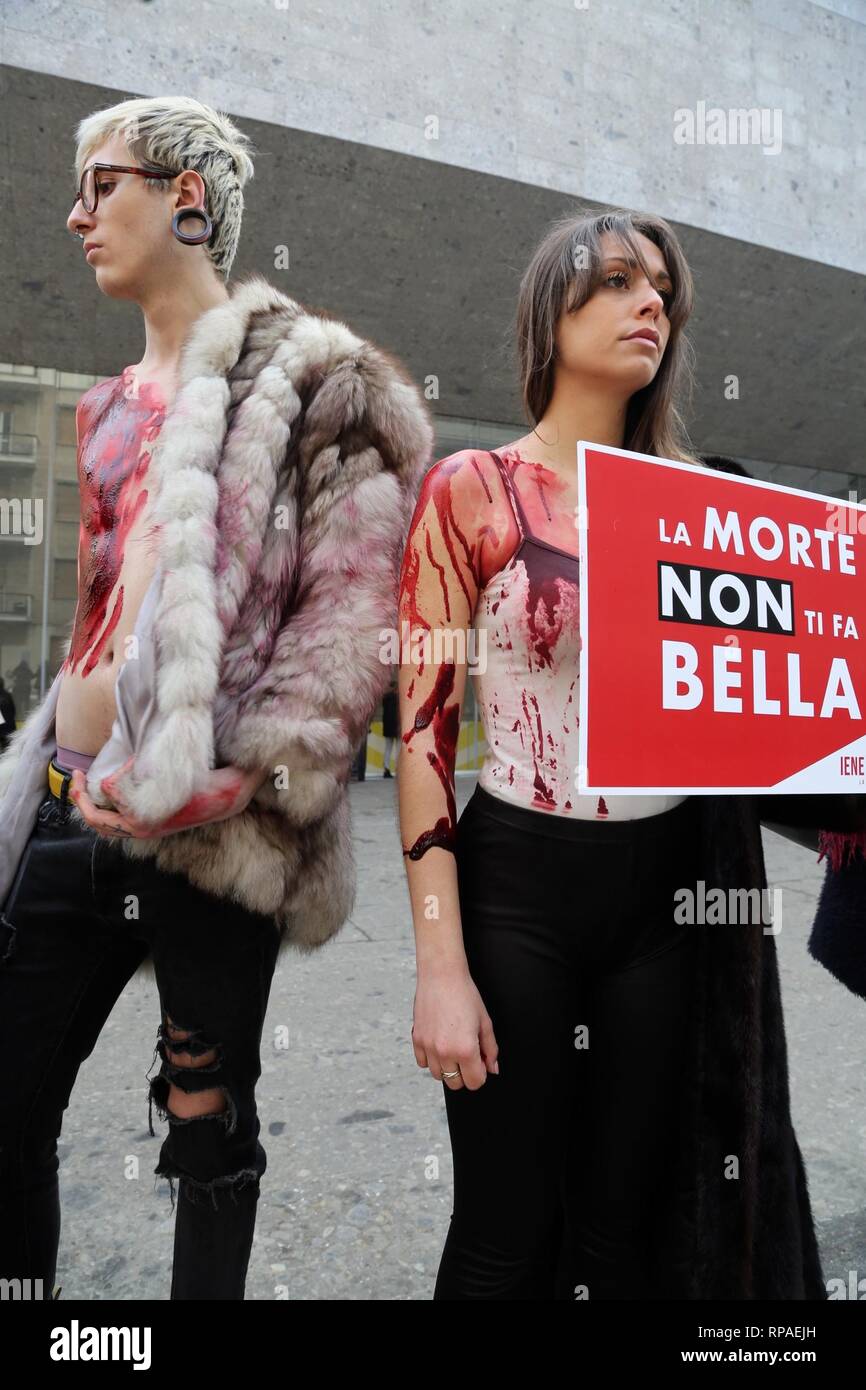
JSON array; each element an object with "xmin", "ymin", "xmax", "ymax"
[
  {"xmin": 0, "ymin": 433, "xmax": 38, "ymax": 462},
  {"xmin": 0, "ymin": 592, "xmax": 32, "ymax": 620}
]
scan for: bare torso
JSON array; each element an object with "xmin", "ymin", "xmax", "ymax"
[{"xmin": 55, "ymin": 364, "xmax": 175, "ymax": 755}]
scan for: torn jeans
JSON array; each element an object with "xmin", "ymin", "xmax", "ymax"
[{"xmin": 0, "ymin": 772, "xmax": 282, "ymax": 1300}]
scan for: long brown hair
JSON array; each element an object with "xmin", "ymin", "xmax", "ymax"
[{"xmin": 515, "ymin": 207, "xmax": 703, "ymax": 466}]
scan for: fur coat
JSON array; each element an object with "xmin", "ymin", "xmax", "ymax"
[{"xmin": 0, "ymin": 273, "xmax": 433, "ymax": 964}]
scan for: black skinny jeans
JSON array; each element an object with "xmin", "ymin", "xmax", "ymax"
[
  {"xmin": 434, "ymin": 784, "xmax": 702, "ymax": 1301},
  {"xmin": 0, "ymin": 771, "xmax": 282, "ymax": 1300}
]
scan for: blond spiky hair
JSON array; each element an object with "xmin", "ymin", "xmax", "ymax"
[{"xmin": 73, "ymin": 95, "xmax": 256, "ymax": 279}]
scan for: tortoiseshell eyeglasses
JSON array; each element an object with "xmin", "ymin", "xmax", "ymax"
[{"xmin": 70, "ymin": 161, "xmax": 178, "ymax": 216}]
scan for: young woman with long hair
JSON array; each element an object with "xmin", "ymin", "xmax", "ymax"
[{"xmin": 396, "ymin": 208, "xmax": 837, "ymax": 1301}]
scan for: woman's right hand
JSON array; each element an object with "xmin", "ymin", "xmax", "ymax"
[{"xmin": 411, "ymin": 965, "xmax": 500, "ymax": 1090}]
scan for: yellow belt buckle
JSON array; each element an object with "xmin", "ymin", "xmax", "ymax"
[{"xmin": 48, "ymin": 759, "xmax": 71, "ymax": 800}]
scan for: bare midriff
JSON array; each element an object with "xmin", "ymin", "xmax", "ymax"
[{"xmin": 55, "ymin": 366, "xmax": 170, "ymax": 756}]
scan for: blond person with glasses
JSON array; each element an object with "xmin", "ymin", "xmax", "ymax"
[{"xmin": 0, "ymin": 94, "xmax": 431, "ymax": 1302}]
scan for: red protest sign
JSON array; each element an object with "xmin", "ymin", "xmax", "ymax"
[{"xmin": 576, "ymin": 442, "xmax": 866, "ymax": 793}]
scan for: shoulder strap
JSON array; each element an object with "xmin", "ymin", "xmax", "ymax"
[{"xmin": 488, "ymin": 450, "xmax": 528, "ymax": 540}]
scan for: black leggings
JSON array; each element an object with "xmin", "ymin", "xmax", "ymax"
[{"xmin": 434, "ymin": 784, "xmax": 702, "ymax": 1301}]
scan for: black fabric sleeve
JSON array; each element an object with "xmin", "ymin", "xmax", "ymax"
[{"xmin": 757, "ymin": 792, "xmax": 866, "ymax": 852}]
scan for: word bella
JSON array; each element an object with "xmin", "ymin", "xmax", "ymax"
[{"xmin": 662, "ymin": 644, "xmax": 860, "ymax": 720}]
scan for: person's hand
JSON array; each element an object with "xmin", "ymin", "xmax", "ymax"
[
  {"xmin": 411, "ymin": 963, "xmax": 499, "ymax": 1091},
  {"xmin": 69, "ymin": 760, "xmax": 269, "ymax": 839}
]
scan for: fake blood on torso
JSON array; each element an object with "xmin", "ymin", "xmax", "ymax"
[
  {"xmin": 473, "ymin": 449, "xmax": 685, "ymax": 820},
  {"xmin": 65, "ymin": 366, "xmax": 166, "ymax": 678}
]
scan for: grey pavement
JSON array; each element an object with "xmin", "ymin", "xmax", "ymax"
[{"xmin": 52, "ymin": 775, "xmax": 866, "ymax": 1299}]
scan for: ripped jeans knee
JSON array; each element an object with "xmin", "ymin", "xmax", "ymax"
[{"xmin": 146, "ymin": 1013, "xmax": 265, "ymax": 1212}]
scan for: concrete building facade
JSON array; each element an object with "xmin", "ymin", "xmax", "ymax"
[{"xmin": 0, "ymin": 0, "xmax": 863, "ymax": 731}]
